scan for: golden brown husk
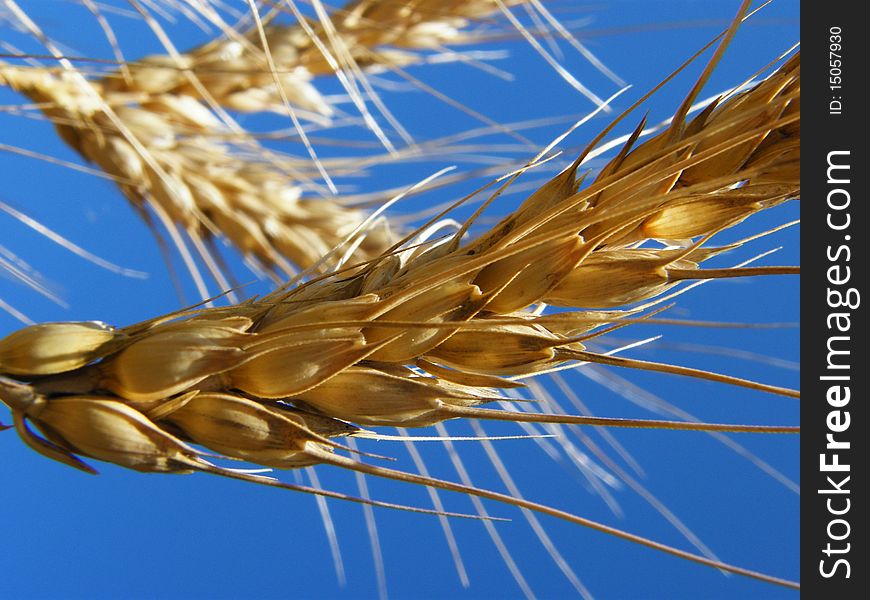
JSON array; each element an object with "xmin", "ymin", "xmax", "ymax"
[{"xmin": 2, "ymin": 51, "xmax": 800, "ymax": 468}]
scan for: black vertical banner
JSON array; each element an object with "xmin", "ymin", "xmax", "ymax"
[{"xmin": 802, "ymin": 2, "xmax": 867, "ymax": 597}]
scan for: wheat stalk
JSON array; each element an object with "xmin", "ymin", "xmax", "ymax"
[{"xmin": 0, "ymin": 38, "xmax": 800, "ymax": 591}]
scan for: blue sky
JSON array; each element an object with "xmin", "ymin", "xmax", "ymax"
[{"xmin": 0, "ymin": 1, "xmax": 798, "ymax": 598}]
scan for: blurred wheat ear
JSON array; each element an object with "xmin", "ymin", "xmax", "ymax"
[
  {"xmin": 0, "ymin": 1, "xmax": 798, "ymax": 598},
  {"xmin": 1, "ymin": 0, "xmax": 603, "ymax": 308}
]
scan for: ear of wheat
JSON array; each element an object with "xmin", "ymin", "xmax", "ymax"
[
  {"xmin": 0, "ymin": 65, "xmax": 397, "ymax": 281},
  {"xmin": 0, "ymin": 0, "xmax": 552, "ymax": 297},
  {"xmin": 97, "ymin": 0, "xmax": 536, "ymax": 114},
  {"xmin": 0, "ymin": 24, "xmax": 800, "ymax": 590}
]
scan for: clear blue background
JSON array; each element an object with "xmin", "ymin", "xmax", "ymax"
[{"xmin": 0, "ymin": 1, "xmax": 798, "ymax": 598}]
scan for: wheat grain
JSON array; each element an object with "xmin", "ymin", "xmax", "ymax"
[
  {"xmin": 0, "ymin": 320, "xmax": 119, "ymax": 376},
  {"xmin": 0, "ymin": 42, "xmax": 799, "ymax": 590},
  {"xmin": 0, "ymin": 46, "xmax": 800, "ymax": 444}
]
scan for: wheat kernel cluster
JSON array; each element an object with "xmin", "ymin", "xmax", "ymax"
[{"xmin": 0, "ymin": 0, "xmax": 799, "ymax": 594}]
